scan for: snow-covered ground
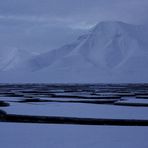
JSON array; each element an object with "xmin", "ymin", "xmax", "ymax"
[
  {"xmin": 0, "ymin": 84, "xmax": 148, "ymax": 148},
  {"xmin": 2, "ymin": 99, "xmax": 148, "ymax": 148},
  {"xmin": 2, "ymin": 101, "xmax": 148, "ymax": 120},
  {"xmin": 0, "ymin": 123, "xmax": 148, "ymax": 148},
  {"xmin": 116, "ymin": 98, "xmax": 148, "ymax": 104}
]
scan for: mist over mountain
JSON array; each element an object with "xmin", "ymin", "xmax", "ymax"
[{"xmin": 1, "ymin": 21, "xmax": 148, "ymax": 83}]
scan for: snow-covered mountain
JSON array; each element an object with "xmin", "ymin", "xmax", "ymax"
[
  {"xmin": 0, "ymin": 48, "xmax": 39, "ymax": 71},
  {"xmin": 1, "ymin": 21, "xmax": 148, "ymax": 83}
]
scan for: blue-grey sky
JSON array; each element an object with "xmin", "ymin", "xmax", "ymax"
[{"xmin": 0, "ymin": 0, "xmax": 148, "ymax": 53}]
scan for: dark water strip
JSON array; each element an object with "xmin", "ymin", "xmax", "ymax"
[{"xmin": 0, "ymin": 114, "xmax": 148, "ymax": 126}]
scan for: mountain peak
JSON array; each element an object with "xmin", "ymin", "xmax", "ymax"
[
  {"xmin": 92, "ymin": 21, "xmax": 136, "ymax": 36},
  {"xmin": 76, "ymin": 21, "xmax": 142, "ymax": 69},
  {"xmin": 94, "ymin": 21, "xmax": 132, "ymax": 28}
]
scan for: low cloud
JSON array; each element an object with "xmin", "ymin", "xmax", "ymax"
[{"xmin": 0, "ymin": 0, "xmax": 148, "ymax": 53}]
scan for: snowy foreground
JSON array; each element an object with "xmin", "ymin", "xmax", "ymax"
[
  {"xmin": 0, "ymin": 123, "xmax": 148, "ymax": 148},
  {"xmin": 0, "ymin": 84, "xmax": 148, "ymax": 148}
]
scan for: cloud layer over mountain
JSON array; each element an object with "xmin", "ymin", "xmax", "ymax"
[{"xmin": 0, "ymin": 0, "xmax": 148, "ymax": 53}]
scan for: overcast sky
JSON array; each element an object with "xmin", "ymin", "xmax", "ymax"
[{"xmin": 0, "ymin": 0, "xmax": 148, "ymax": 53}]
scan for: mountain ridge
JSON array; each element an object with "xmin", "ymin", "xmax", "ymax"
[{"xmin": 0, "ymin": 21, "xmax": 148, "ymax": 83}]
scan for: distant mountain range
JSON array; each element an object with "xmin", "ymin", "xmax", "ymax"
[{"xmin": 1, "ymin": 21, "xmax": 148, "ymax": 83}]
